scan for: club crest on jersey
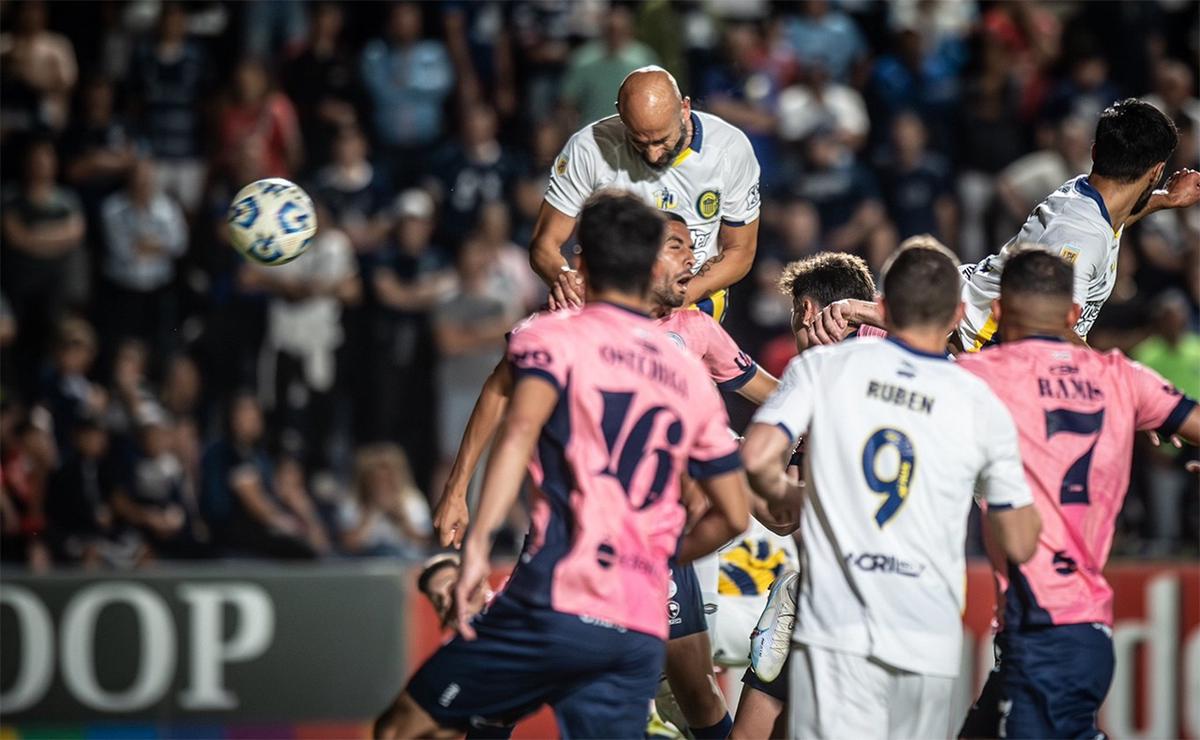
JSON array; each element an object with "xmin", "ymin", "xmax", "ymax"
[
  {"xmin": 696, "ymin": 189, "xmax": 721, "ymax": 219},
  {"xmin": 665, "ymin": 331, "xmax": 686, "ymax": 350},
  {"xmin": 555, "ymin": 154, "xmax": 568, "ymax": 177},
  {"xmin": 1059, "ymin": 245, "xmax": 1080, "ymax": 264},
  {"xmin": 654, "ymin": 187, "xmax": 679, "ymax": 210}
]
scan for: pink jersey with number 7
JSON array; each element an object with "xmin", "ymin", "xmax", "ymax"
[
  {"xmin": 503, "ymin": 302, "xmax": 742, "ymax": 639},
  {"xmin": 959, "ymin": 337, "xmax": 1196, "ymax": 629}
]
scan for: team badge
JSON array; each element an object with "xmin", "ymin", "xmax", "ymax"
[
  {"xmin": 696, "ymin": 189, "xmax": 721, "ymax": 219},
  {"xmin": 555, "ymin": 155, "xmax": 568, "ymax": 177},
  {"xmin": 654, "ymin": 187, "xmax": 678, "ymax": 210},
  {"xmin": 1059, "ymin": 245, "xmax": 1080, "ymax": 265}
]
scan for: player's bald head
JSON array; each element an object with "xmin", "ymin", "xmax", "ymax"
[{"xmin": 617, "ymin": 66, "xmax": 692, "ymax": 169}]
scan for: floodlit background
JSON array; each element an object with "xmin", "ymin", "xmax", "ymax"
[{"xmin": 0, "ymin": 1, "xmax": 1197, "ymax": 737}]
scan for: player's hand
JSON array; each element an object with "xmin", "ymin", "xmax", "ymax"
[
  {"xmin": 549, "ymin": 269, "xmax": 584, "ymax": 310},
  {"xmin": 806, "ymin": 300, "xmax": 857, "ymax": 346},
  {"xmin": 433, "ymin": 488, "xmax": 470, "ymax": 549},
  {"xmin": 1186, "ymin": 460, "xmax": 1200, "ymax": 475},
  {"xmin": 453, "ymin": 538, "xmax": 491, "ymax": 640},
  {"xmin": 1147, "ymin": 430, "xmax": 1185, "ymax": 449},
  {"xmin": 1160, "ymin": 168, "xmax": 1200, "ymax": 210}
]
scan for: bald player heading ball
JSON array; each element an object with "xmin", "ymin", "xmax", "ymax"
[{"xmin": 530, "ymin": 66, "xmax": 761, "ymax": 321}]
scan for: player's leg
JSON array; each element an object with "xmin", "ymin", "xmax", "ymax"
[
  {"xmin": 665, "ymin": 561, "xmax": 732, "ymax": 736},
  {"xmin": 551, "ymin": 629, "xmax": 666, "ymax": 740},
  {"xmin": 788, "ymin": 644, "xmax": 888, "ymax": 740},
  {"xmin": 730, "ymin": 666, "xmax": 787, "ymax": 740},
  {"xmin": 374, "ymin": 690, "xmax": 459, "ymax": 740}
]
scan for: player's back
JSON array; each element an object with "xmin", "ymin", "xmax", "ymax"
[
  {"xmin": 959, "ymin": 338, "xmax": 1195, "ymax": 628},
  {"xmin": 504, "ymin": 302, "xmax": 740, "ymax": 640},
  {"xmin": 959, "ymin": 176, "xmax": 1119, "ymax": 349},
  {"xmin": 765, "ymin": 337, "xmax": 1023, "ymax": 677}
]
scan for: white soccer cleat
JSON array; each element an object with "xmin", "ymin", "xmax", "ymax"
[{"xmin": 749, "ymin": 569, "xmax": 799, "ymax": 683}]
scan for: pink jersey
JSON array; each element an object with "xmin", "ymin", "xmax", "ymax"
[
  {"xmin": 505, "ymin": 302, "xmax": 742, "ymax": 639},
  {"xmin": 959, "ymin": 337, "xmax": 1195, "ymax": 628},
  {"xmin": 658, "ymin": 309, "xmax": 758, "ymax": 391}
]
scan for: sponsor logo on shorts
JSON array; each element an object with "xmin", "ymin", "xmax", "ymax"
[
  {"xmin": 696, "ymin": 190, "xmax": 721, "ymax": 219},
  {"xmin": 667, "ymin": 600, "xmax": 682, "ymax": 625},
  {"xmin": 844, "ymin": 552, "xmax": 925, "ymax": 577},
  {"xmin": 439, "ymin": 683, "xmax": 461, "ymax": 707},
  {"xmin": 580, "ymin": 615, "xmax": 627, "ymax": 633}
]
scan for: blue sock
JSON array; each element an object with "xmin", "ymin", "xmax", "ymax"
[{"xmin": 691, "ymin": 713, "xmax": 733, "ymax": 739}]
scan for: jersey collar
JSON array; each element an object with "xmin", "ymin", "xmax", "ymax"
[
  {"xmin": 592, "ymin": 300, "xmax": 652, "ymax": 318},
  {"xmin": 1075, "ymin": 176, "xmax": 1113, "ymax": 229},
  {"xmin": 671, "ymin": 112, "xmax": 703, "ymax": 168},
  {"xmin": 886, "ymin": 336, "xmax": 949, "ymax": 361}
]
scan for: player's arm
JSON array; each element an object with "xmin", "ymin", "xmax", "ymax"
[
  {"xmin": 741, "ymin": 423, "xmax": 802, "ymax": 508},
  {"xmin": 678, "ymin": 470, "xmax": 751, "ymax": 564},
  {"xmin": 735, "ymin": 364, "xmax": 779, "ymax": 406},
  {"xmin": 455, "ymin": 374, "xmax": 557, "ymax": 638},
  {"xmin": 1126, "ymin": 168, "xmax": 1200, "ymax": 226},
  {"xmin": 808, "ymin": 298, "xmax": 884, "ymax": 346},
  {"xmin": 529, "ymin": 201, "xmax": 584, "ymax": 308},
  {"xmin": 684, "ymin": 219, "xmax": 759, "ymax": 305},
  {"xmin": 432, "ymin": 356, "xmax": 514, "ymax": 548},
  {"xmin": 976, "ymin": 391, "xmax": 1041, "ymax": 563}
]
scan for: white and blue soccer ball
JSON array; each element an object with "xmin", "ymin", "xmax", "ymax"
[{"xmin": 226, "ymin": 178, "xmax": 317, "ymax": 265}]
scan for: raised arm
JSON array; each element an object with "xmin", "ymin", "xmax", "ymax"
[
  {"xmin": 677, "ymin": 470, "xmax": 750, "ymax": 564},
  {"xmin": 529, "ymin": 202, "xmax": 583, "ymax": 309},
  {"xmin": 683, "ymin": 219, "xmax": 759, "ymax": 305},
  {"xmin": 736, "ymin": 365, "xmax": 779, "ymax": 406},
  {"xmin": 432, "ymin": 357, "xmax": 515, "ymax": 548},
  {"xmin": 1126, "ymin": 168, "xmax": 1200, "ymax": 227}
]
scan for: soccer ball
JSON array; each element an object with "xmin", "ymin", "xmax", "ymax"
[{"xmin": 226, "ymin": 178, "xmax": 317, "ymax": 265}]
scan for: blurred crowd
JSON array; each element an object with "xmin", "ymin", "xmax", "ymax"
[{"xmin": 1, "ymin": 0, "xmax": 1198, "ymax": 570}]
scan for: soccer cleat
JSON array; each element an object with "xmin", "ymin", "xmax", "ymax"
[{"xmin": 749, "ymin": 569, "xmax": 799, "ymax": 683}]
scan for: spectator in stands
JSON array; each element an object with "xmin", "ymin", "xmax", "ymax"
[
  {"xmin": 867, "ymin": 25, "xmax": 967, "ymax": 154},
  {"xmin": 0, "ymin": 406, "xmax": 57, "ymax": 571},
  {"xmin": 1043, "ymin": 40, "xmax": 1120, "ymax": 124},
  {"xmin": 996, "ymin": 116, "xmax": 1092, "ymax": 229},
  {"xmin": 102, "ymin": 338, "xmax": 155, "ymax": 449},
  {"xmin": 339, "ymin": 443, "xmax": 431, "ymax": 558},
  {"xmin": 474, "ymin": 201, "xmax": 542, "ymax": 317},
  {"xmin": 559, "ymin": 4, "xmax": 657, "ymax": 127},
  {"xmin": 779, "ymin": 63, "xmax": 869, "ymax": 153},
  {"xmin": 63, "ymin": 77, "xmax": 138, "ymax": 221},
  {"xmin": 127, "ymin": 2, "xmax": 208, "ymax": 214},
  {"xmin": 783, "ymin": 0, "xmax": 866, "ymax": 85},
  {"xmin": 283, "ymin": 2, "xmax": 362, "ymax": 170},
  {"xmin": 429, "ymin": 103, "xmax": 519, "ymax": 250},
  {"xmin": 273, "ymin": 457, "xmax": 333, "ymax": 556},
  {"xmin": 511, "ymin": 119, "xmax": 565, "ymax": 246},
  {"xmin": 0, "ymin": 0, "xmax": 77, "ymax": 135},
  {"xmin": 100, "ymin": 157, "xmax": 188, "ymax": 353},
  {"xmin": 877, "ymin": 111, "xmax": 957, "ymax": 248},
  {"xmin": 360, "ymin": 2, "xmax": 454, "ymax": 186},
  {"xmin": 2, "ymin": 139, "xmax": 87, "ymax": 396},
  {"xmin": 508, "ymin": 0, "xmax": 573, "ymax": 125},
  {"xmin": 1144, "ymin": 60, "xmax": 1200, "ymax": 135},
  {"xmin": 40, "ymin": 318, "xmax": 105, "ymax": 460},
  {"xmin": 314, "ymin": 125, "xmax": 393, "ymax": 253},
  {"xmin": 217, "ymin": 57, "xmax": 303, "ymax": 181},
  {"xmin": 45, "ymin": 415, "xmax": 121, "ymax": 567},
  {"xmin": 200, "ymin": 393, "xmax": 317, "ymax": 559},
  {"xmin": 239, "ymin": 199, "xmax": 360, "ymax": 472},
  {"xmin": 241, "ymin": 0, "xmax": 307, "ymax": 60},
  {"xmin": 113, "ymin": 402, "xmax": 206, "ymax": 561}
]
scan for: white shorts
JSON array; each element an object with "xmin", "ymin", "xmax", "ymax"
[
  {"xmin": 707, "ymin": 593, "xmax": 764, "ymax": 667},
  {"xmin": 788, "ymin": 643, "xmax": 954, "ymax": 740}
]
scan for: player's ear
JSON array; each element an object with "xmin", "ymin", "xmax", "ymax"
[
  {"xmin": 681, "ymin": 96, "xmax": 691, "ymax": 118},
  {"xmin": 990, "ymin": 299, "xmax": 1003, "ymax": 324},
  {"xmin": 952, "ymin": 301, "xmax": 966, "ymax": 330},
  {"xmin": 1068, "ymin": 302, "xmax": 1082, "ymax": 328},
  {"xmin": 1151, "ymin": 161, "xmax": 1166, "ymax": 185}
]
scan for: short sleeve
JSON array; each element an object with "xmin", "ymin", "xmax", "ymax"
[
  {"xmin": 687, "ymin": 383, "xmax": 741, "ymax": 479},
  {"xmin": 1039, "ymin": 221, "xmax": 1107, "ymax": 324},
  {"xmin": 694, "ymin": 313, "xmax": 757, "ymax": 390},
  {"xmin": 506, "ymin": 319, "xmax": 570, "ymax": 393},
  {"xmin": 751, "ymin": 351, "xmax": 819, "ymax": 443},
  {"xmin": 974, "ymin": 388, "xmax": 1034, "ymax": 511},
  {"xmin": 1124, "ymin": 357, "xmax": 1197, "ymax": 434},
  {"xmin": 720, "ymin": 130, "xmax": 761, "ymax": 226},
  {"xmin": 543, "ymin": 129, "xmax": 597, "ymax": 218}
]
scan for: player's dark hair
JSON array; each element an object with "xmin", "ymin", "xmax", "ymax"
[
  {"xmin": 577, "ymin": 191, "xmax": 665, "ymax": 296},
  {"xmin": 881, "ymin": 239, "xmax": 961, "ymax": 330},
  {"xmin": 417, "ymin": 554, "xmax": 460, "ymax": 597},
  {"xmin": 662, "ymin": 211, "xmax": 688, "ymax": 227},
  {"xmin": 999, "ymin": 246, "xmax": 1073, "ymax": 300},
  {"xmin": 778, "ymin": 252, "xmax": 876, "ymax": 307},
  {"xmin": 1092, "ymin": 99, "xmax": 1178, "ymax": 182}
]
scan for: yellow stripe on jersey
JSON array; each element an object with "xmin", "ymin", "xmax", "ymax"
[
  {"xmin": 970, "ymin": 312, "xmax": 999, "ymax": 352},
  {"xmin": 688, "ymin": 288, "xmax": 728, "ymax": 323},
  {"xmin": 671, "ymin": 147, "xmax": 694, "ymax": 168}
]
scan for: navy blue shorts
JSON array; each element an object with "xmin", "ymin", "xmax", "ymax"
[
  {"xmin": 741, "ymin": 660, "xmax": 788, "ymax": 703},
  {"xmin": 668, "ymin": 560, "xmax": 707, "ymax": 641},
  {"xmin": 407, "ymin": 595, "xmax": 665, "ymax": 739},
  {"xmin": 960, "ymin": 623, "xmax": 1114, "ymax": 739}
]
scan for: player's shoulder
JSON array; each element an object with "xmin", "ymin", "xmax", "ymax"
[
  {"xmin": 574, "ymin": 115, "xmax": 624, "ymax": 153},
  {"xmin": 509, "ymin": 307, "xmax": 580, "ymax": 341},
  {"xmin": 695, "ymin": 110, "xmax": 755, "ymax": 154}
]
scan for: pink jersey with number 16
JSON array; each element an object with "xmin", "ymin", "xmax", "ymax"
[
  {"xmin": 503, "ymin": 301, "xmax": 742, "ymax": 640},
  {"xmin": 959, "ymin": 337, "xmax": 1196, "ymax": 629}
]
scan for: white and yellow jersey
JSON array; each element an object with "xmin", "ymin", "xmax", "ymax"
[
  {"xmin": 960, "ymin": 175, "xmax": 1121, "ymax": 350},
  {"xmin": 545, "ymin": 111, "xmax": 761, "ymax": 320}
]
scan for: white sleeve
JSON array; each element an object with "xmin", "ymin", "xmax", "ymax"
[
  {"xmin": 974, "ymin": 388, "xmax": 1034, "ymax": 510},
  {"xmin": 1039, "ymin": 221, "xmax": 1108, "ymax": 310},
  {"xmin": 720, "ymin": 128, "xmax": 761, "ymax": 226},
  {"xmin": 543, "ymin": 128, "xmax": 598, "ymax": 218},
  {"xmin": 750, "ymin": 351, "xmax": 818, "ymax": 443}
]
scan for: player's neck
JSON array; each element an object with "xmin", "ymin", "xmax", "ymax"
[
  {"xmin": 1087, "ymin": 174, "xmax": 1143, "ymax": 229},
  {"xmin": 998, "ymin": 322, "xmax": 1069, "ymax": 343},
  {"xmin": 590, "ymin": 289, "xmax": 652, "ymax": 316},
  {"xmin": 888, "ymin": 327, "xmax": 948, "ymax": 356}
]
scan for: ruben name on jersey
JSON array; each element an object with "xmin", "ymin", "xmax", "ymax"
[
  {"xmin": 960, "ymin": 176, "xmax": 1120, "ymax": 350},
  {"xmin": 545, "ymin": 111, "xmax": 761, "ymax": 273},
  {"xmin": 752, "ymin": 337, "xmax": 1033, "ymax": 677}
]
